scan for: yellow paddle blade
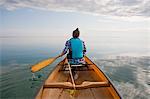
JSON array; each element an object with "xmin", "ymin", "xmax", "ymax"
[{"xmin": 31, "ymin": 57, "xmax": 57, "ymax": 72}]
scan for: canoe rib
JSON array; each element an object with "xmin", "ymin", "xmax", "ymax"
[{"xmin": 44, "ymin": 81, "xmax": 110, "ymax": 89}]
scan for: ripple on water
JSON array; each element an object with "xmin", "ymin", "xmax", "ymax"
[{"xmin": 0, "ymin": 64, "xmax": 48, "ymax": 99}]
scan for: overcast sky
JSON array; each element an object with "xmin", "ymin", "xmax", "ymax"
[
  {"xmin": 1, "ymin": 0, "xmax": 150, "ymax": 35},
  {"xmin": 0, "ymin": 0, "xmax": 150, "ymax": 55}
]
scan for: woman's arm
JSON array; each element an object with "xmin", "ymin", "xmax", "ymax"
[{"xmin": 58, "ymin": 40, "xmax": 70, "ymax": 57}]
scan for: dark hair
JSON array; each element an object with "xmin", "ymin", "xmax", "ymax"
[{"xmin": 73, "ymin": 28, "xmax": 80, "ymax": 38}]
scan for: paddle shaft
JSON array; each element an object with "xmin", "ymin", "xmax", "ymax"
[{"xmin": 65, "ymin": 59, "xmax": 76, "ymax": 90}]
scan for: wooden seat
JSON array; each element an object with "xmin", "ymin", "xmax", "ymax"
[
  {"xmin": 63, "ymin": 63, "xmax": 92, "ymax": 67},
  {"xmin": 60, "ymin": 63, "xmax": 93, "ymax": 71},
  {"xmin": 44, "ymin": 81, "xmax": 110, "ymax": 90},
  {"xmin": 71, "ymin": 64, "xmax": 85, "ymax": 67}
]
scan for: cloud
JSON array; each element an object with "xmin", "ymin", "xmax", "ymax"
[{"xmin": 0, "ymin": 0, "xmax": 150, "ymax": 17}]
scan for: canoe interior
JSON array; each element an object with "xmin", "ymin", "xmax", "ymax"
[{"xmin": 35, "ymin": 56, "xmax": 121, "ymax": 99}]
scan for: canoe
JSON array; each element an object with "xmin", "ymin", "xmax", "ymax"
[{"xmin": 35, "ymin": 56, "xmax": 121, "ymax": 99}]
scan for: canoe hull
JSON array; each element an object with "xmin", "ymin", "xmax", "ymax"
[{"xmin": 35, "ymin": 56, "xmax": 121, "ymax": 99}]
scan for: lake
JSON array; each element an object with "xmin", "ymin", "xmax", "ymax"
[{"xmin": 0, "ymin": 37, "xmax": 149, "ymax": 99}]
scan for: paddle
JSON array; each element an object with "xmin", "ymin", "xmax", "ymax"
[
  {"xmin": 31, "ymin": 55, "xmax": 60, "ymax": 73},
  {"xmin": 65, "ymin": 58, "xmax": 78, "ymax": 96},
  {"xmin": 65, "ymin": 59, "xmax": 76, "ymax": 89}
]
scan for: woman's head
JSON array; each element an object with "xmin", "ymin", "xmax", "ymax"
[{"xmin": 72, "ymin": 28, "xmax": 80, "ymax": 38}]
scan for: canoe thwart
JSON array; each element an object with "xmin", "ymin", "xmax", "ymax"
[
  {"xmin": 63, "ymin": 63, "xmax": 93, "ymax": 66},
  {"xmin": 44, "ymin": 82, "xmax": 73, "ymax": 89},
  {"xmin": 59, "ymin": 69, "xmax": 94, "ymax": 71},
  {"xmin": 44, "ymin": 81, "xmax": 110, "ymax": 89},
  {"xmin": 81, "ymin": 81, "xmax": 110, "ymax": 88}
]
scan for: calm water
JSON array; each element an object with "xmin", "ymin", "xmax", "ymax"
[{"xmin": 1, "ymin": 37, "xmax": 150, "ymax": 99}]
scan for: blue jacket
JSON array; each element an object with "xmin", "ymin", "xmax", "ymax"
[{"xmin": 70, "ymin": 38, "xmax": 84, "ymax": 59}]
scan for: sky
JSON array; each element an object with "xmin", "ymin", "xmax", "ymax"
[{"xmin": 0, "ymin": 0, "xmax": 150, "ymax": 56}]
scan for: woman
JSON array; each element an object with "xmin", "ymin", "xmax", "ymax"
[{"xmin": 58, "ymin": 28, "xmax": 86, "ymax": 79}]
